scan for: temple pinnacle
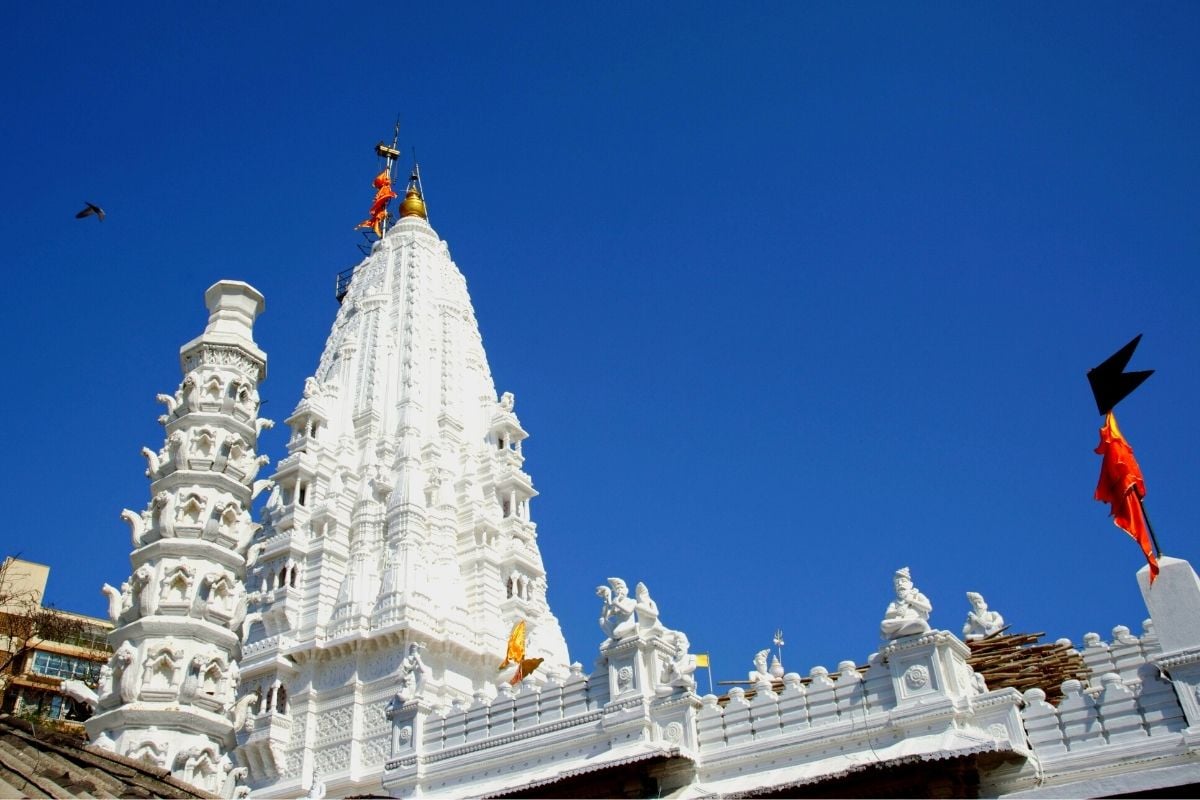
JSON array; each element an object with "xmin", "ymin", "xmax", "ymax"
[{"xmin": 399, "ymin": 162, "xmax": 428, "ymax": 220}]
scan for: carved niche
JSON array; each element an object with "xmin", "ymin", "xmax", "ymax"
[
  {"xmin": 127, "ymin": 735, "xmax": 169, "ymax": 769},
  {"xmin": 139, "ymin": 641, "xmax": 183, "ymax": 701},
  {"xmin": 159, "ymin": 559, "xmax": 196, "ymax": 609}
]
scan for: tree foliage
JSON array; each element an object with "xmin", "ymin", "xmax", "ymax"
[{"xmin": 0, "ymin": 557, "xmax": 90, "ymax": 691}]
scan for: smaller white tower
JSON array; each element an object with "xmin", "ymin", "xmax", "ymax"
[{"xmin": 86, "ymin": 281, "xmax": 269, "ymax": 797}]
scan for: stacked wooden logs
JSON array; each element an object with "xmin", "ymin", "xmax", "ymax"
[{"xmin": 966, "ymin": 628, "xmax": 1091, "ymax": 705}]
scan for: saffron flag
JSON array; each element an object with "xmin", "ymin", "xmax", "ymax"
[
  {"xmin": 511, "ymin": 657, "xmax": 544, "ymax": 685},
  {"xmin": 695, "ymin": 653, "xmax": 710, "ymax": 668},
  {"xmin": 356, "ymin": 168, "xmax": 398, "ymax": 236},
  {"xmin": 1094, "ymin": 412, "xmax": 1158, "ymax": 582},
  {"xmin": 498, "ymin": 620, "xmax": 526, "ymax": 670}
]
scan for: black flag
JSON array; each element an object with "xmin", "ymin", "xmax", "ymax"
[{"xmin": 1087, "ymin": 335, "xmax": 1153, "ymax": 416}]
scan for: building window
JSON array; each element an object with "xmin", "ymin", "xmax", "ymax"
[
  {"xmin": 49, "ymin": 625, "xmax": 110, "ymax": 651},
  {"xmin": 31, "ymin": 651, "xmax": 101, "ymax": 682}
]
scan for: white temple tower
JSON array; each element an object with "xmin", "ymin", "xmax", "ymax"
[
  {"xmin": 234, "ymin": 176, "xmax": 571, "ymax": 795},
  {"xmin": 86, "ymin": 281, "xmax": 268, "ymax": 796}
]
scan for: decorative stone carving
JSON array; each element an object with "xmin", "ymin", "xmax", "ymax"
[
  {"xmin": 156, "ymin": 391, "xmax": 180, "ymax": 422},
  {"xmin": 167, "ymin": 429, "xmax": 189, "ymax": 469},
  {"xmin": 306, "ymin": 771, "xmax": 327, "ymax": 799},
  {"xmin": 749, "ymin": 649, "xmax": 774, "ymax": 685},
  {"xmin": 904, "ymin": 664, "xmax": 930, "ymax": 689},
  {"xmin": 244, "ymin": 454, "xmax": 270, "ymax": 484},
  {"xmin": 141, "ymin": 446, "xmax": 161, "ymax": 479},
  {"xmin": 233, "ymin": 690, "xmax": 259, "ymax": 730},
  {"xmin": 191, "ymin": 427, "xmax": 220, "ymax": 465},
  {"xmin": 132, "ymin": 564, "xmax": 157, "ymax": 617},
  {"xmin": 102, "ymin": 582, "xmax": 123, "ymax": 623},
  {"xmin": 179, "ymin": 655, "xmax": 204, "ymax": 703},
  {"xmin": 181, "ymin": 372, "xmax": 201, "ymax": 413},
  {"xmin": 160, "ymin": 559, "xmax": 195, "ymax": 605},
  {"xmin": 121, "ymin": 508, "xmax": 146, "ymax": 547},
  {"xmin": 177, "ymin": 492, "xmax": 210, "ymax": 529},
  {"xmin": 127, "ymin": 736, "xmax": 168, "ymax": 769},
  {"xmin": 598, "ymin": 577, "xmax": 637, "ymax": 646},
  {"xmin": 664, "ymin": 630, "xmax": 698, "ymax": 691},
  {"xmin": 97, "ymin": 664, "xmax": 114, "ymax": 704},
  {"xmin": 152, "ymin": 491, "xmax": 176, "ymax": 538},
  {"xmin": 141, "ymin": 642, "xmax": 183, "ymax": 695},
  {"xmin": 962, "ymin": 591, "xmax": 1005, "ymax": 640},
  {"xmin": 880, "ymin": 566, "xmax": 932, "ymax": 640},
  {"xmin": 635, "ymin": 581, "xmax": 665, "ymax": 640},
  {"xmin": 393, "ymin": 642, "xmax": 429, "ymax": 703},
  {"xmin": 114, "ymin": 641, "xmax": 139, "ymax": 703}
]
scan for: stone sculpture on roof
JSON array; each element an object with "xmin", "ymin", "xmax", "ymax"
[
  {"xmin": 748, "ymin": 649, "xmax": 774, "ymax": 685},
  {"xmin": 962, "ymin": 590, "xmax": 1006, "ymax": 640},
  {"xmin": 880, "ymin": 565, "xmax": 933, "ymax": 639}
]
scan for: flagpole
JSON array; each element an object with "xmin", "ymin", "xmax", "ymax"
[
  {"xmin": 1136, "ymin": 493, "xmax": 1164, "ymax": 557},
  {"xmin": 707, "ymin": 662, "xmax": 714, "ymax": 696},
  {"xmin": 375, "ymin": 118, "xmax": 402, "ymax": 238}
]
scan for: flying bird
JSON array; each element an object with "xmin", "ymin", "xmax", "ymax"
[{"xmin": 75, "ymin": 202, "xmax": 105, "ymax": 222}]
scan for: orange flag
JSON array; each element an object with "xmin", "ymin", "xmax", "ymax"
[
  {"xmin": 511, "ymin": 657, "xmax": 544, "ymax": 685},
  {"xmin": 1094, "ymin": 412, "xmax": 1158, "ymax": 582},
  {"xmin": 498, "ymin": 620, "xmax": 526, "ymax": 670},
  {"xmin": 356, "ymin": 169, "xmax": 398, "ymax": 236}
]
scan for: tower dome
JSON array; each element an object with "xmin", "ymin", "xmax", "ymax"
[{"xmin": 398, "ymin": 167, "xmax": 427, "ymax": 219}]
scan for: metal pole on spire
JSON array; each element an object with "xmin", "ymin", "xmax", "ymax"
[
  {"xmin": 374, "ymin": 118, "xmax": 402, "ymax": 237},
  {"xmin": 411, "ymin": 147, "xmax": 428, "ymax": 225}
]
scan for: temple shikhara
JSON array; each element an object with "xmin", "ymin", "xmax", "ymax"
[{"xmin": 66, "ymin": 149, "xmax": 1200, "ymax": 798}]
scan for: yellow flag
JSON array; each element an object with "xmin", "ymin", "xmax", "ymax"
[
  {"xmin": 695, "ymin": 653, "xmax": 710, "ymax": 668},
  {"xmin": 499, "ymin": 620, "xmax": 526, "ymax": 670}
]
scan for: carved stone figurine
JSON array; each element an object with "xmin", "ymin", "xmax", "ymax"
[
  {"xmin": 114, "ymin": 640, "xmax": 139, "ymax": 703},
  {"xmin": 306, "ymin": 770, "xmax": 327, "ymax": 799},
  {"xmin": 880, "ymin": 566, "xmax": 932, "ymax": 640},
  {"xmin": 635, "ymin": 581, "xmax": 665, "ymax": 639},
  {"xmin": 748, "ymin": 649, "xmax": 774, "ymax": 685},
  {"xmin": 393, "ymin": 642, "xmax": 429, "ymax": 703},
  {"xmin": 962, "ymin": 591, "xmax": 1005, "ymax": 640},
  {"xmin": 232, "ymin": 689, "xmax": 259, "ymax": 730},
  {"xmin": 132, "ymin": 564, "xmax": 157, "ymax": 617},
  {"xmin": 96, "ymin": 664, "xmax": 114, "ymax": 704},
  {"xmin": 665, "ymin": 630, "xmax": 698, "ymax": 690},
  {"xmin": 597, "ymin": 577, "xmax": 637, "ymax": 646}
]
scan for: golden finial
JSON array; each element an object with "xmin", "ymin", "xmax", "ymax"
[{"xmin": 399, "ymin": 161, "xmax": 427, "ymax": 220}]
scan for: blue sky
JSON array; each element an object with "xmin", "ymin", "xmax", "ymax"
[{"xmin": 2, "ymin": 2, "xmax": 1198, "ymax": 684}]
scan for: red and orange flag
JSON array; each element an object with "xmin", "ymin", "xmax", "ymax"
[
  {"xmin": 1094, "ymin": 412, "xmax": 1158, "ymax": 582},
  {"xmin": 356, "ymin": 168, "xmax": 398, "ymax": 236}
]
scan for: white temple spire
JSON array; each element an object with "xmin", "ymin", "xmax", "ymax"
[
  {"xmin": 233, "ymin": 157, "xmax": 569, "ymax": 795},
  {"xmin": 87, "ymin": 281, "xmax": 268, "ymax": 797}
]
